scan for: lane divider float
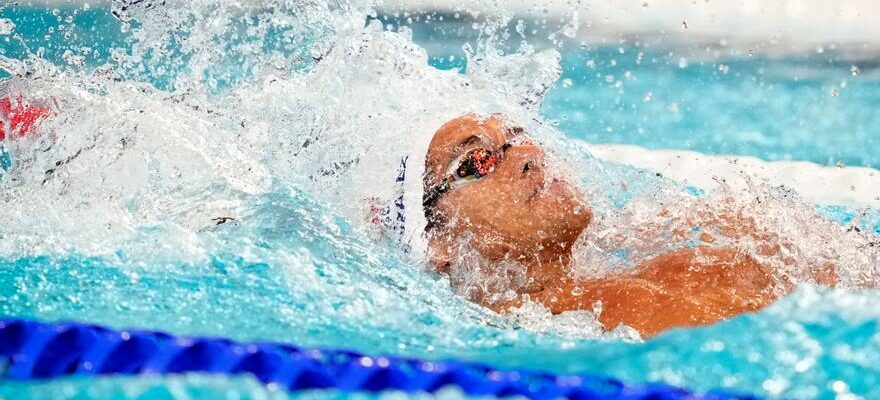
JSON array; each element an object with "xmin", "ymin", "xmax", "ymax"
[{"xmin": 0, "ymin": 318, "xmax": 759, "ymax": 399}]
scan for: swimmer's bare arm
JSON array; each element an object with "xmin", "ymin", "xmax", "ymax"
[
  {"xmin": 495, "ymin": 246, "xmax": 779, "ymax": 337},
  {"xmin": 625, "ymin": 205, "xmax": 839, "ymax": 287}
]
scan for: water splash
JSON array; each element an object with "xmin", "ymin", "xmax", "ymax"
[{"xmin": 1, "ymin": 1, "xmax": 880, "ymax": 398}]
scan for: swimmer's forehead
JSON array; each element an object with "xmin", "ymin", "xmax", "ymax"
[{"xmin": 426, "ymin": 116, "xmax": 517, "ymax": 176}]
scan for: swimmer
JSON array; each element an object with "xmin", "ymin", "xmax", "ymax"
[
  {"xmin": 422, "ymin": 115, "xmax": 841, "ymax": 337},
  {"xmin": 0, "ymin": 90, "xmax": 844, "ymax": 337}
]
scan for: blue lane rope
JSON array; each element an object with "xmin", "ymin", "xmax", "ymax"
[{"xmin": 0, "ymin": 318, "xmax": 759, "ymax": 399}]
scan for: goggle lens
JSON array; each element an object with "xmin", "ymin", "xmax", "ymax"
[{"xmin": 456, "ymin": 148, "xmax": 497, "ymax": 179}]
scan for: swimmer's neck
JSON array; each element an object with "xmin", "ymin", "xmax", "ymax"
[{"xmin": 520, "ymin": 249, "xmax": 576, "ymax": 293}]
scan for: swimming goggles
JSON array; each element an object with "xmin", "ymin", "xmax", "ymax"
[{"xmin": 423, "ymin": 146, "xmax": 504, "ymax": 208}]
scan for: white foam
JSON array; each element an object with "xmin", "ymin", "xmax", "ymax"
[{"xmin": 587, "ymin": 143, "xmax": 880, "ymax": 208}]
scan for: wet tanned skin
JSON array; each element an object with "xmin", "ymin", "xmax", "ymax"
[{"xmin": 424, "ymin": 115, "xmax": 789, "ymax": 338}]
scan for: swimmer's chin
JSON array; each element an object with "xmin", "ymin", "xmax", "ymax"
[{"xmin": 546, "ymin": 178, "xmax": 574, "ymax": 197}]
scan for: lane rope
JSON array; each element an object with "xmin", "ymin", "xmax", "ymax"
[{"xmin": 0, "ymin": 318, "xmax": 759, "ymax": 399}]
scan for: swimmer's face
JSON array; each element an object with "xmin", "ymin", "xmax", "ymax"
[{"xmin": 424, "ymin": 115, "xmax": 592, "ymax": 262}]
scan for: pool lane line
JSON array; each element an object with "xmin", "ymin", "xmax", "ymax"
[{"xmin": 0, "ymin": 318, "xmax": 761, "ymax": 399}]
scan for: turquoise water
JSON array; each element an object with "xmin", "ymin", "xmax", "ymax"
[
  {"xmin": 2, "ymin": 190, "xmax": 880, "ymax": 400},
  {"xmin": 2, "ymin": 3, "xmax": 880, "ymax": 400}
]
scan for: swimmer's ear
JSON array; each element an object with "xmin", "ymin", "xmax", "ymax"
[
  {"xmin": 426, "ymin": 236, "xmax": 454, "ymax": 275},
  {"xmin": 431, "ymin": 248, "xmax": 452, "ymax": 275}
]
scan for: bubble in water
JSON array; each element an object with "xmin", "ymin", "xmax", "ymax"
[
  {"xmin": 831, "ymin": 88, "xmax": 840, "ymax": 97},
  {"xmin": 561, "ymin": 78, "xmax": 573, "ymax": 88},
  {"xmin": 0, "ymin": 18, "xmax": 15, "ymax": 35}
]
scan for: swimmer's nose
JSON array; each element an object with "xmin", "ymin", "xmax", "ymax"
[{"xmin": 497, "ymin": 143, "xmax": 545, "ymax": 179}]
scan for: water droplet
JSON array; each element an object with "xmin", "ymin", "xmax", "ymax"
[
  {"xmin": 719, "ymin": 64, "xmax": 730, "ymax": 74},
  {"xmin": 83, "ymin": 3, "xmax": 91, "ymax": 11},
  {"xmin": 52, "ymin": 8, "xmax": 61, "ymax": 16},
  {"xmin": 830, "ymin": 88, "xmax": 840, "ymax": 97},
  {"xmin": 851, "ymin": 65, "xmax": 861, "ymax": 76},
  {"xmin": 678, "ymin": 57, "xmax": 688, "ymax": 68},
  {"xmin": 62, "ymin": 50, "xmax": 85, "ymax": 66},
  {"xmin": 643, "ymin": 92, "xmax": 654, "ymax": 101},
  {"xmin": 585, "ymin": 59, "xmax": 596, "ymax": 69},
  {"xmin": 561, "ymin": 78, "xmax": 573, "ymax": 88},
  {"xmin": 0, "ymin": 18, "xmax": 14, "ymax": 35},
  {"xmin": 832, "ymin": 380, "xmax": 849, "ymax": 393}
]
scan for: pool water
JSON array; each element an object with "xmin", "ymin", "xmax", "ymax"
[{"xmin": 2, "ymin": 2, "xmax": 880, "ymax": 399}]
